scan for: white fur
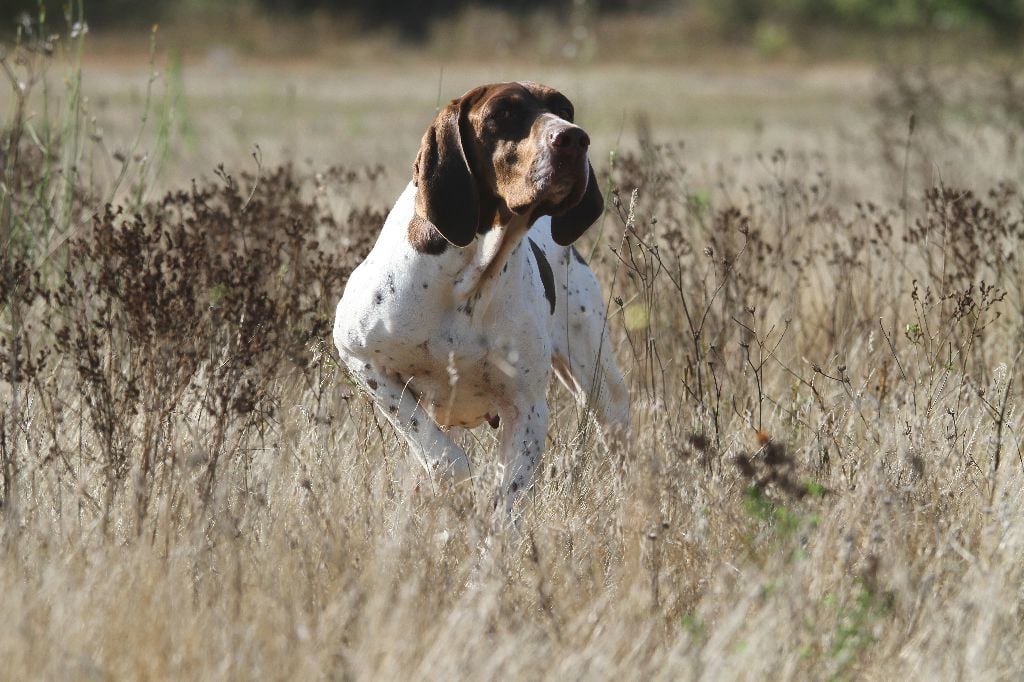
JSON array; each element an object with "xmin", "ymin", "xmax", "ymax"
[{"xmin": 334, "ymin": 182, "xmax": 628, "ymax": 512}]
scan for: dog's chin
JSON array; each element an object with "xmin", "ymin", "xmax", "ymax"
[
  {"xmin": 525, "ymin": 167, "xmax": 588, "ymax": 216},
  {"xmin": 541, "ymin": 173, "xmax": 588, "ymax": 217},
  {"xmin": 505, "ymin": 182, "xmax": 572, "ymax": 216}
]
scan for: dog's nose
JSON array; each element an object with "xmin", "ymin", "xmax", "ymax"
[{"xmin": 549, "ymin": 127, "xmax": 590, "ymax": 150}]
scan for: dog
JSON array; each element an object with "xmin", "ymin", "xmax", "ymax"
[{"xmin": 333, "ymin": 81, "xmax": 628, "ymax": 513}]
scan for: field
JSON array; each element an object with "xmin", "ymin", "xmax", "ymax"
[{"xmin": 2, "ymin": 18, "xmax": 1024, "ymax": 680}]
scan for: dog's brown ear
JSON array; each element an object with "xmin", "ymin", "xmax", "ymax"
[
  {"xmin": 551, "ymin": 163, "xmax": 604, "ymax": 246},
  {"xmin": 413, "ymin": 100, "xmax": 478, "ymax": 248}
]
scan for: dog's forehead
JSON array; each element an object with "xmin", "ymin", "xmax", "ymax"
[
  {"xmin": 513, "ymin": 80, "xmax": 562, "ymax": 101},
  {"xmin": 462, "ymin": 81, "xmax": 566, "ymax": 110}
]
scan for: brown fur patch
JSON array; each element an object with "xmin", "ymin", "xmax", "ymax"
[{"xmin": 408, "ymin": 215, "xmax": 449, "ymax": 255}]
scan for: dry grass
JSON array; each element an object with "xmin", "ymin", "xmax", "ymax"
[{"xmin": 2, "ymin": 19, "xmax": 1024, "ymax": 681}]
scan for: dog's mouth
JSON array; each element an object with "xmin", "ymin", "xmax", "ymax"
[{"xmin": 527, "ymin": 153, "xmax": 588, "ymax": 210}]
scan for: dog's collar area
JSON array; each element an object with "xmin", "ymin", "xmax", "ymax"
[{"xmin": 452, "ymin": 213, "xmax": 532, "ymax": 309}]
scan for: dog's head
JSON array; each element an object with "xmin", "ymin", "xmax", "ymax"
[{"xmin": 413, "ymin": 81, "xmax": 603, "ymax": 248}]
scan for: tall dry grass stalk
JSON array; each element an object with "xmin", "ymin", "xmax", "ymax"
[{"xmin": 2, "ymin": 13, "xmax": 1024, "ymax": 681}]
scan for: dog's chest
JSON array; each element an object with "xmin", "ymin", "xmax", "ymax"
[{"xmin": 338, "ymin": 239, "xmax": 549, "ymax": 429}]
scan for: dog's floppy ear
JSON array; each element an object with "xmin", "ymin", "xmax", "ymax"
[
  {"xmin": 550, "ymin": 162, "xmax": 604, "ymax": 246},
  {"xmin": 413, "ymin": 99, "xmax": 478, "ymax": 248}
]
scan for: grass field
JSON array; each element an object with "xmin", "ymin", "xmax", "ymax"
[{"xmin": 2, "ymin": 17, "xmax": 1024, "ymax": 680}]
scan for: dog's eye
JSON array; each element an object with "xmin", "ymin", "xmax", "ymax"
[
  {"xmin": 495, "ymin": 108, "xmax": 519, "ymax": 122},
  {"xmin": 488, "ymin": 106, "xmax": 525, "ymax": 135},
  {"xmin": 556, "ymin": 106, "xmax": 574, "ymax": 122}
]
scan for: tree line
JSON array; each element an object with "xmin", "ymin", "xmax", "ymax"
[{"xmin": 4, "ymin": 0, "xmax": 1022, "ymax": 41}]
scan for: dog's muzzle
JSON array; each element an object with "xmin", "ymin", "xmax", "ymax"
[{"xmin": 535, "ymin": 123, "xmax": 590, "ymax": 200}]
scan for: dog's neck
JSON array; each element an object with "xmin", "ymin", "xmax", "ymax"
[
  {"xmin": 452, "ymin": 211, "xmax": 532, "ymax": 310},
  {"xmin": 399, "ymin": 182, "xmax": 535, "ymax": 315}
]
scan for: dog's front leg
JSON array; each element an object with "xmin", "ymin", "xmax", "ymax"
[
  {"xmin": 352, "ymin": 363, "xmax": 472, "ymax": 491},
  {"xmin": 499, "ymin": 401, "xmax": 549, "ymax": 514}
]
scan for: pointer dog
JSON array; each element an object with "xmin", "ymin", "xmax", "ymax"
[{"xmin": 334, "ymin": 81, "xmax": 628, "ymax": 512}]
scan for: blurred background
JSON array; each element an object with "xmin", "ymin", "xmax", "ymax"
[
  {"xmin": 6, "ymin": 0, "xmax": 1024, "ymax": 47},
  {"xmin": 2, "ymin": 0, "xmax": 1021, "ymax": 200}
]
